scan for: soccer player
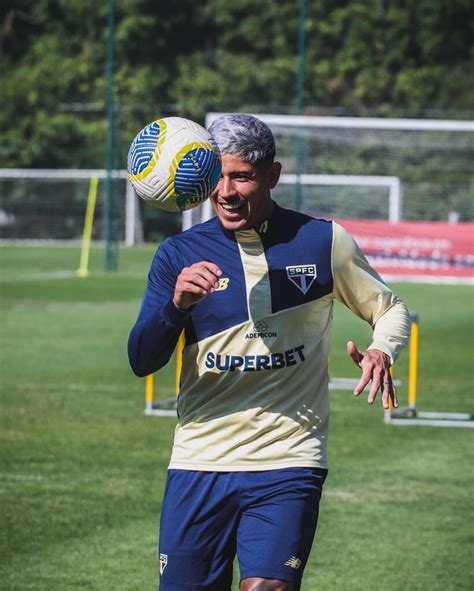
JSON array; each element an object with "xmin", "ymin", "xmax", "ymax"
[{"xmin": 128, "ymin": 114, "xmax": 410, "ymax": 591}]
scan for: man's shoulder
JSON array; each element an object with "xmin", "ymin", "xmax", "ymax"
[
  {"xmin": 157, "ymin": 216, "xmax": 225, "ymax": 266},
  {"xmin": 160, "ymin": 216, "xmax": 220, "ymax": 250},
  {"xmin": 274, "ymin": 202, "xmax": 332, "ymax": 225},
  {"xmin": 272, "ymin": 203, "xmax": 333, "ymax": 240},
  {"xmin": 167, "ymin": 216, "xmax": 220, "ymax": 243}
]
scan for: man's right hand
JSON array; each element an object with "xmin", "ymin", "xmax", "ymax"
[{"xmin": 173, "ymin": 261, "xmax": 222, "ymax": 310}]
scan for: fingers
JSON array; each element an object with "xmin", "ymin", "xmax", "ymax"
[
  {"xmin": 173, "ymin": 261, "xmax": 222, "ymax": 310},
  {"xmin": 349, "ymin": 340, "xmax": 369, "ymax": 396},
  {"xmin": 367, "ymin": 373, "xmax": 381, "ymax": 405},
  {"xmin": 351, "ymin": 348, "xmax": 396, "ymax": 408},
  {"xmin": 347, "ymin": 341, "xmax": 364, "ymax": 367},
  {"xmin": 382, "ymin": 376, "xmax": 399, "ymax": 410},
  {"xmin": 380, "ymin": 376, "xmax": 398, "ymax": 409},
  {"xmin": 353, "ymin": 369, "xmax": 371, "ymax": 397},
  {"xmin": 183, "ymin": 262, "xmax": 221, "ymax": 293},
  {"xmin": 354, "ymin": 370, "xmax": 397, "ymax": 408}
]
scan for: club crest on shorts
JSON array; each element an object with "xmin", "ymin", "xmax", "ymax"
[
  {"xmin": 159, "ymin": 553, "xmax": 168, "ymax": 575},
  {"xmin": 286, "ymin": 264, "xmax": 317, "ymax": 295}
]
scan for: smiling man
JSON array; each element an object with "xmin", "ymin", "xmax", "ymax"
[
  {"xmin": 128, "ymin": 114, "xmax": 411, "ymax": 591},
  {"xmin": 210, "ymin": 151, "xmax": 279, "ymax": 231}
]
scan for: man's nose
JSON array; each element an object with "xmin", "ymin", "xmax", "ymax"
[{"xmin": 218, "ymin": 177, "xmax": 236, "ymax": 198}]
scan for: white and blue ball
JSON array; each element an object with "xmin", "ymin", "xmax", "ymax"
[{"xmin": 127, "ymin": 117, "xmax": 221, "ymax": 212}]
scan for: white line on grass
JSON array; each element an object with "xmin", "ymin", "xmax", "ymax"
[
  {"xmin": 0, "ymin": 473, "xmax": 45, "ymax": 481},
  {"xmin": 0, "ymin": 271, "xmax": 77, "ymax": 282},
  {"xmin": 324, "ymin": 489, "xmax": 356, "ymax": 501},
  {"xmin": 68, "ymin": 383, "xmax": 117, "ymax": 392}
]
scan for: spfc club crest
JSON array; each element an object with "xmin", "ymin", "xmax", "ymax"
[{"xmin": 286, "ymin": 264, "xmax": 317, "ymax": 295}]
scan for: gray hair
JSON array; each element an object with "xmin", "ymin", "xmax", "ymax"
[{"xmin": 208, "ymin": 114, "xmax": 276, "ymax": 165}]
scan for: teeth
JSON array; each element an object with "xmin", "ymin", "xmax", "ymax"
[{"xmin": 221, "ymin": 203, "xmax": 243, "ymax": 211}]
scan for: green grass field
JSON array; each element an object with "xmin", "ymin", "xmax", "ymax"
[{"xmin": 1, "ymin": 245, "xmax": 473, "ymax": 590}]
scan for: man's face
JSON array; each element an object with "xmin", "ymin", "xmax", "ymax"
[{"xmin": 210, "ymin": 153, "xmax": 281, "ymax": 232}]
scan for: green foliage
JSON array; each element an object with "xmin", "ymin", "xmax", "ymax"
[
  {"xmin": 0, "ymin": 1, "xmax": 472, "ymax": 171},
  {"xmin": 306, "ymin": 0, "xmax": 474, "ymax": 111}
]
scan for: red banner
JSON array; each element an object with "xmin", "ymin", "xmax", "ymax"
[{"xmin": 336, "ymin": 219, "xmax": 474, "ymax": 284}]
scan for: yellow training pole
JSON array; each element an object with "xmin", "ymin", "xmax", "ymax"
[
  {"xmin": 145, "ymin": 373, "xmax": 155, "ymax": 414},
  {"xmin": 144, "ymin": 332, "xmax": 185, "ymax": 415},
  {"xmin": 408, "ymin": 315, "xmax": 419, "ymax": 409},
  {"xmin": 175, "ymin": 331, "xmax": 185, "ymax": 395},
  {"xmin": 76, "ymin": 176, "xmax": 99, "ymax": 277}
]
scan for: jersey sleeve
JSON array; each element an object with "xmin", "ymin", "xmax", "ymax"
[
  {"xmin": 331, "ymin": 221, "xmax": 410, "ymax": 363},
  {"xmin": 128, "ymin": 238, "xmax": 189, "ymax": 377}
]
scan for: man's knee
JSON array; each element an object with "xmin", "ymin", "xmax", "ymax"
[{"xmin": 240, "ymin": 577, "xmax": 298, "ymax": 591}]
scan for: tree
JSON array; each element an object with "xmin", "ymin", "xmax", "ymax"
[{"xmin": 0, "ymin": 0, "xmax": 472, "ymax": 169}]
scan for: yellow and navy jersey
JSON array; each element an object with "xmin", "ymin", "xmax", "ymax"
[{"xmin": 128, "ymin": 203, "xmax": 410, "ymax": 471}]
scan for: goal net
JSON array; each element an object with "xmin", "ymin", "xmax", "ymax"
[
  {"xmin": 205, "ymin": 113, "xmax": 474, "ymax": 223},
  {"xmin": 1, "ymin": 115, "xmax": 472, "ymax": 245},
  {"xmin": 0, "ymin": 168, "xmax": 184, "ymax": 245},
  {"xmin": 0, "ymin": 169, "xmax": 131, "ymax": 243}
]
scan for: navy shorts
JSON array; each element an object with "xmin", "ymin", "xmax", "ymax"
[{"xmin": 158, "ymin": 467, "xmax": 327, "ymax": 590}]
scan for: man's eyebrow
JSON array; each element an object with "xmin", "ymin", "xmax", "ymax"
[{"xmin": 227, "ymin": 169, "xmax": 256, "ymax": 177}]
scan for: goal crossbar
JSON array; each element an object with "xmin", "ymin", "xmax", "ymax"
[
  {"xmin": 206, "ymin": 113, "xmax": 474, "ymax": 132},
  {"xmin": 0, "ymin": 168, "xmax": 128, "ymax": 179},
  {"xmin": 185, "ymin": 173, "xmax": 402, "ymax": 227}
]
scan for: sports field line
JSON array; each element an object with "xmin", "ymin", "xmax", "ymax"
[
  {"xmin": 0, "ymin": 271, "xmax": 77, "ymax": 282},
  {"xmin": 383, "ymin": 273, "xmax": 474, "ymax": 285},
  {"xmin": 0, "ymin": 473, "xmax": 45, "ymax": 482},
  {"xmin": 67, "ymin": 383, "xmax": 118, "ymax": 392},
  {"xmin": 0, "ymin": 381, "xmax": 127, "ymax": 395},
  {"xmin": 323, "ymin": 489, "xmax": 356, "ymax": 501},
  {"xmin": 1, "ymin": 271, "xmax": 149, "ymax": 283}
]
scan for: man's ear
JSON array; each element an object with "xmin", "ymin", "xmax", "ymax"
[{"xmin": 268, "ymin": 161, "xmax": 282, "ymax": 189}]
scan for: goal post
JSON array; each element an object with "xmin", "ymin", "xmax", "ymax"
[
  {"xmin": 0, "ymin": 168, "xmax": 142, "ymax": 248},
  {"xmin": 278, "ymin": 173, "xmax": 402, "ymax": 222}
]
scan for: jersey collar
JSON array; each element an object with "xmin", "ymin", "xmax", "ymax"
[{"xmin": 217, "ymin": 200, "xmax": 281, "ymax": 240}]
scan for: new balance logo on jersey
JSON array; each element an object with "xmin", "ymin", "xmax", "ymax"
[
  {"xmin": 286, "ymin": 264, "xmax": 317, "ymax": 295},
  {"xmin": 159, "ymin": 553, "xmax": 168, "ymax": 575},
  {"xmin": 284, "ymin": 556, "xmax": 302, "ymax": 569},
  {"xmin": 214, "ymin": 277, "xmax": 229, "ymax": 291}
]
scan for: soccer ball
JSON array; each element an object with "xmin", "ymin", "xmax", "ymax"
[{"xmin": 127, "ymin": 117, "xmax": 221, "ymax": 212}]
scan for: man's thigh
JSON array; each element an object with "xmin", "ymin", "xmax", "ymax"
[
  {"xmin": 158, "ymin": 470, "xmax": 239, "ymax": 591},
  {"xmin": 237, "ymin": 468, "xmax": 327, "ymax": 586}
]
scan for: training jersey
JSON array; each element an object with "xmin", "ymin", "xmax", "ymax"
[{"xmin": 128, "ymin": 203, "xmax": 410, "ymax": 471}]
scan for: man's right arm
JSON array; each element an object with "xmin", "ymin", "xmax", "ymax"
[
  {"xmin": 128, "ymin": 240, "xmax": 222, "ymax": 377},
  {"xmin": 128, "ymin": 240, "xmax": 188, "ymax": 377}
]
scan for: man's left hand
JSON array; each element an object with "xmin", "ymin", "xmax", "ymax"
[{"xmin": 346, "ymin": 341, "xmax": 398, "ymax": 410}]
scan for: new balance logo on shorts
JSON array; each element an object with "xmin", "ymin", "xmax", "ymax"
[{"xmin": 284, "ymin": 556, "xmax": 302, "ymax": 569}]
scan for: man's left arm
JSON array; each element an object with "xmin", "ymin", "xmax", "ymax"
[{"xmin": 332, "ymin": 222, "xmax": 411, "ymax": 409}]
